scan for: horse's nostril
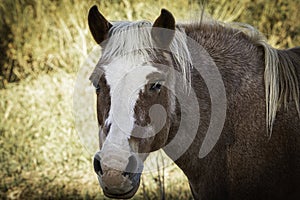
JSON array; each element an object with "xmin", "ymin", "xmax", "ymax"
[
  {"xmin": 123, "ymin": 155, "xmax": 138, "ymax": 177},
  {"xmin": 93, "ymin": 154, "xmax": 103, "ymax": 176}
]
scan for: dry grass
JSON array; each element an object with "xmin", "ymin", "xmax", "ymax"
[
  {"xmin": 0, "ymin": 72, "xmax": 191, "ymax": 199},
  {"xmin": 0, "ymin": 0, "xmax": 299, "ymax": 199}
]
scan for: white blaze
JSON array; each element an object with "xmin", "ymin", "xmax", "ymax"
[{"xmin": 100, "ymin": 56, "xmax": 158, "ymax": 171}]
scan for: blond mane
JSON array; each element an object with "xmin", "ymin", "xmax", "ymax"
[{"xmin": 229, "ymin": 22, "xmax": 300, "ymax": 135}]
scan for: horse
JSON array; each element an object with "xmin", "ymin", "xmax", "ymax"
[{"xmin": 87, "ymin": 5, "xmax": 300, "ymax": 200}]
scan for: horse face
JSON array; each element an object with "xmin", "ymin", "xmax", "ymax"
[{"xmin": 88, "ymin": 6, "xmax": 176, "ymax": 199}]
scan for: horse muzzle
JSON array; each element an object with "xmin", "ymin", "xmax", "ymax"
[{"xmin": 93, "ymin": 152, "xmax": 143, "ymax": 199}]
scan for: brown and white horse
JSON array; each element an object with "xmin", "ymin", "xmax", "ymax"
[{"xmin": 87, "ymin": 5, "xmax": 300, "ymax": 200}]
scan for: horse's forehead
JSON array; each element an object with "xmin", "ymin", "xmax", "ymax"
[{"xmin": 102, "ymin": 58, "xmax": 163, "ymax": 89}]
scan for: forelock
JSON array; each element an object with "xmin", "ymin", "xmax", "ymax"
[{"xmin": 90, "ymin": 20, "xmax": 193, "ymax": 90}]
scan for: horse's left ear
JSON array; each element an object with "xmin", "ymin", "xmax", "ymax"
[{"xmin": 151, "ymin": 9, "xmax": 175, "ymax": 48}]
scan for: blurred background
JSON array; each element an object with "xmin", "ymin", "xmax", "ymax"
[{"xmin": 0, "ymin": 0, "xmax": 299, "ymax": 199}]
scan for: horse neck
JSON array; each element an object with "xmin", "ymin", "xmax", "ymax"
[
  {"xmin": 165, "ymin": 22, "xmax": 265, "ymax": 161},
  {"xmin": 172, "ymin": 22, "xmax": 300, "ymax": 147}
]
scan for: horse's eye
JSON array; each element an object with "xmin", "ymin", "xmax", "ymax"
[
  {"xmin": 95, "ymin": 85, "xmax": 100, "ymax": 94},
  {"xmin": 150, "ymin": 82, "xmax": 162, "ymax": 91}
]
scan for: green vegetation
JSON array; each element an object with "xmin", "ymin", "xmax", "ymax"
[{"xmin": 1, "ymin": 0, "xmax": 299, "ymax": 199}]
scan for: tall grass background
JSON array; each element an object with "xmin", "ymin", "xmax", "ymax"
[{"xmin": 0, "ymin": 0, "xmax": 299, "ymax": 199}]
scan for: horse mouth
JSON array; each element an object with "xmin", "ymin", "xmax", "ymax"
[{"xmin": 103, "ymin": 178, "xmax": 140, "ymax": 199}]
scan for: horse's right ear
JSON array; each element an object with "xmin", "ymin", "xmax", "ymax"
[{"xmin": 88, "ymin": 5, "xmax": 112, "ymax": 44}]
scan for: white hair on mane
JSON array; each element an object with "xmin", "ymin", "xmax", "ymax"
[
  {"xmin": 90, "ymin": 20, "xmax": 192, "ymax": 89},
  {"xmin": 227, "ymin": 22, "xmax": 300, "ymax": 136}
]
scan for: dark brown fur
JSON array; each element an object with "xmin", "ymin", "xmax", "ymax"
[{"xmin": 166, "ymin": 23, "xmax": 300, "ymax": 200}]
